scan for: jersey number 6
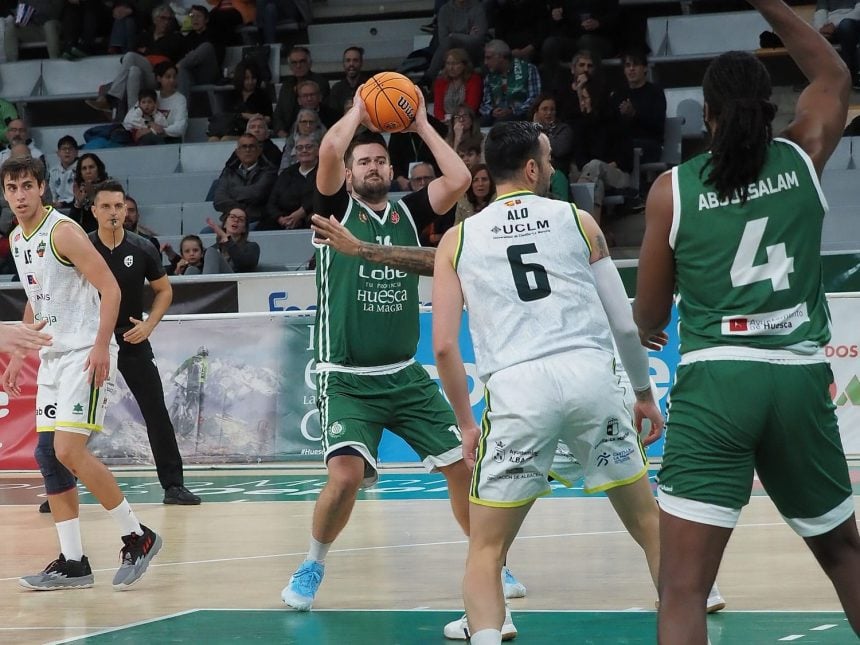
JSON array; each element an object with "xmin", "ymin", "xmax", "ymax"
[{"xmin": 507, "ymin": 243, "xmax": 552, "ymax": 302}]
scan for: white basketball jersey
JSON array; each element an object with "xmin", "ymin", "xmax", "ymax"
[
  {"xmin": 11, "ymin": 207, "xmax": 106, "ymax": 353},
  {"xmin": 455, "ymin": 191, "xmax": 613, "ymax": 381}
]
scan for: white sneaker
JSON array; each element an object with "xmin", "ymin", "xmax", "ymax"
[
  {"xmin": 706, "ymin": 584, "xmax": 726, "ymax": 613},
  {"xmin": 502, "ymin": 566, "xmax": 526, "ymax": 599},
  {"xmin": 442, "ymin": 607, "xmax": 518, "ymax": 640}
]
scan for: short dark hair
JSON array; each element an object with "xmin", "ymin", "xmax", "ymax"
[
  {"xmin": 189, "ymin": 4, "xmax": 208, "ymax": 17},
  {"xmin": 1, "ymin": 155, "xmax": 45, "ymax": 185},
  {"xmin": 345, "ymin": 131, "xmax": 388, "ymax": 166},
  {"xmin": 483, "ymin": 121, "xmax": 543, "ymax": 182},
  {"xmin": 154, "ymin": 60, "xmax": 177, "ymax": 78},
  {"xmin": 138, "ymin": 88, "xmax": 158, "ymax": 103},
  {"xmin": 57, "ymin": 135, "xmax": 78, "ymax": 150},
  {"xmin": 343, "ymin": 45, "xmax": 364, "ymax": 59},
  {"xmin": 621, "ymin": 48, "xmax": 649, "ymax": 67},
  {"xmin": 92, "ymin": 179, "xmax": 126, "ymax": 201}
]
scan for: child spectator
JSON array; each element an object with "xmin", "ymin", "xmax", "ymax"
[
  {"xmin": 123, "ymin": 88, "xmax": 170, "ymax": 145},
  {"xmin": 163, "ymin": 234, "xmax": 206, "ymax": 275}
]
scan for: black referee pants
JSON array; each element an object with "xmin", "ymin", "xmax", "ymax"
[{"xmin": 118, "ymin": 340, "xmax": 184, "ymax": 490}]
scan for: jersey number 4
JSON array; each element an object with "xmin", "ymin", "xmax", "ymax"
[
  {"xmin": 729, "ymin": 217, "xmax": 794, "ymax": 292},
  {"xmin": 507, "ymin": 243, "xmax": 551, "ymax": 302}
]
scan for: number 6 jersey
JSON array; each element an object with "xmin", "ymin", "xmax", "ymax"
[
  {"xmin": 454, "ymin": 190, "xmax": 613, "ymax": 382},
  {"xmin": 671, "ymin": 138, "xmax": 830, "ymax": 358}
]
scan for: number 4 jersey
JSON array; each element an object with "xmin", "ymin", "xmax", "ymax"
[
  {"xmin": 455, "ymin": 190, "xmax": 613, "ymax": 382},
  {"xmin": 672, "ymin": 137, "xmax": 830, "ymax": 356}
]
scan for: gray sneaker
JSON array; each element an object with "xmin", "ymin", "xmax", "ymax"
[
  {"xmin": 112, "ymin": 525, "xmax": 162, "ymax": 590},
  {"xmin": 19, "ymin": 554, "xmax": 94, "ymax": 590}
]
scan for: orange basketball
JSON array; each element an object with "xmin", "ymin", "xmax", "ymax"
[{"xmin": 359, "ymin": 72, "xmax": 420, "ymax": 133}]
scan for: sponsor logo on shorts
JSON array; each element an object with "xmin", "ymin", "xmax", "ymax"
[
  {"xmin": 508, "ymin": 449, "xmax": 537, "ymax": 464},
  {"xmin": 721, "ymin": 303, "xmax": 808, "ymax": 336},
  {"xmin": 612, "ymin": 448, "xmax": 635, "ymax": 465},
  {"xmin": 606, "ymin": 417, "xmax": 620, "ymax": 436},
  {"xmin": 72, "ymin": 403, "xmax": 84, "ymax": 415},
  {"xmin": 37, "ymin": 404, "xmax": 56, "ymax": 419},
  {"xmin": 596, "ymin": 452, "xmax": 611, "ymax": 467},
  {"xmin": 329, "ymin": 421, "xmax": 344, "ymax": 437},
  {"xmin": 488, "ymin": 470, "xmax": 541, "ymax": 481},
  {"xmin": 658, "ymin": 483, "xmax": 673, "ymax": 493},
  {"xmin": 492, "ymin": 441, "xmax": 506, "ymax": 463}
]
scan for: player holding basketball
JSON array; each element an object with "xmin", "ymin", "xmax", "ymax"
[
  {"xmin": 280, "ymin": 85, "xmax": 477, "ymax": 611},
  {"xmin": 635, "ymin": 0, "xmax": 860, "ymax": 642}
]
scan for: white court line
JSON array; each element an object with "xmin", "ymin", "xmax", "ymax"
[
  {"xmin": 0, "ymin": 522, "xmax": 794, "ymax": 582},
  {"xmin": 46, "ymin": 609, "xmax": 199, "ymax": 645}
]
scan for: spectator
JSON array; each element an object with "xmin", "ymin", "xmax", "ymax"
[
  {"xmin": 0, "ymin": 119, "xmax": 45, "ymax": 165},
  {"xmin": 3, "ymin": 0, "xmax": 62, "ymax": 61},
  {"xmin": 531, "ymin": 94, "xmax": 574, "ymax": 173},
  {"xmin": 328, "ymin": 46, "xmax": 367, "ymax": 117},
  {"xmin": 292, "ymin": 79, "xmax": 338, "ymax": 130},
  {"xmin": 610, "ymin": 49, "xmax": 666, "ymax": 164},
  {"xmin": 201, "ymin": 207, "xmax": 260, "ymax": 273},
  {"xmin": 60, "ymin": 0, "xmax": 110, "ymax": 59},
  {"xmin": 86, "ymin": 4, "xmax": 186, "ymax": 117},
  {"xmin": 541, "ymin": 0, "xmax": 620, "ymax": 74},
  {"xmin": 155, "ymin": 61, "xmax": 188, "ymax": 141},
  {"xmin": 574, "ymin": 78, "xmax": 636, "ymax": 224},
  {"xmin": 444, "ymin": 104, "xmax": 483, "ymax": 152},
  {"xmin": 388, "ymin": 114, "xmax": 448, "ymax": 190},
  {"xmin": 554, "ymin": 50, "xmax": 612, "ymax": 149},
  {"xmin": 106, "ymin": 0, "xmax": 140, "ymax": 55},
  {"xmin": 176, "ymin": 5, "xmax": 221, "ymax": 97},
  {"xmin": 163, "ymin": 234, "xmax": 205, "ymax": 275},
  {"xmin": 123, "ymin": 195, "xmax": 160, "ymax": 249},
  {"xmin": 494, "ymin": 0, "xmax": 547, "ymax": 62},
  {"xmin": 273, "ymin": 46, "xmax": 330, "ymax": 137},
  {"xmin": 68, "ymin": 152, "xmax": 109, "ymax": 232},
  {"xmin": 410, "ymin": 162, "xmax": 454, "ymax": 246},
  {"xmin": 455, "ymin": 135, "xmax": 483, "ymax": 170},
  {"xmin": 433, "ymin": 47, "xmax": 482, "ymax": 123},
  {"xmin": 205, "ymin": 0, "xmax": 254, "ymax": 49},
  {"xmin": 454, "ymin": 162, "xmax": 494, "ymax": 224},
  {"xmin": 0, "ymin": 99, "xmax": 18, "ymax": 144},
  {"xmin": 478, "ymin": 39, "xmax": 541, "ymax": 126},
  {"xmin": 221, "ymin": 114, "xmax": 282, "ymax": 169},
  {"xmin": 123, "ymin": 88, "xmax": 170, "ymax": 145},
  {"xmin": 814, "ymin": 0, "xmax": 860, "ymax": 88},
  {"xmin": 208, "ymin": 58, "xmax": 273, "ymax": 140},
  {"xmin": 256, "ymin": 0, "xmax": 310, "ymax": 44},
  {"xmin": 259, "ymin": 134, "xmax": 318, "ymax": 230},
  {"xmin": 48, "ymin": 135, "xmax": 79, "ymax": 212},
  {"xmin": 423, "ymin": 0, "xmax": 488, "ymax": 83},
  {"xmin": 280, "ymin": 108, "xmax": 326, "ymax": 171},
  {"xmin": 212, "ymin": 133, "xmax": 277, "ymax": 224}
]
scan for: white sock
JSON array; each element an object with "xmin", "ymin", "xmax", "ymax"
[
  {"xmin": 56, "ymin": 518, "xmax": 84, "ymax": 561},
  {"xmin": 107, "ymin": 498, "xmax": 143, "ymax": 537},
  {"xmin": 470, "ymin": 629, "xmax": 502, "ymax": 645},
  {"xmin": 308, "ymin": 537, "xmax": 331, "ymax": 563}
]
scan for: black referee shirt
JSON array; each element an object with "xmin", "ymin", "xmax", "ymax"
[{"xmin": 89, "ymin": 230, "xmax": 166, "ymax": 341}]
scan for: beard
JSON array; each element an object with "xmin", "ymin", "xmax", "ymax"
[{"xmin": 353, "ymin": 175, "xmax": 389, "ymax": 203}]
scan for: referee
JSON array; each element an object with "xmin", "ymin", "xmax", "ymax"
[{"xmin": 88, "ymin": 180, "xmax": 200, "ymax": 505}]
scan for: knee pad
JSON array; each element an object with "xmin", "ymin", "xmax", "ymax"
[{"xmin": 35, "ymin": 434, "xmax": 77, "ymax": 495}]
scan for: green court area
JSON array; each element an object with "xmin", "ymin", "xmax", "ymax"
[
  {"xmin": 57, "ymin": 609, "xmax": 853, "ymax": 644},
  {"xmin": 3, "ymin": 468, "xmax": 835, "ymax": 505}
]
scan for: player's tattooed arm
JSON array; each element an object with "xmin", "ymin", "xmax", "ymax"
[
  {"xmin": 358, "ymin": 243, "xmax": 436, "ymax": 276},
  {"xmin": 592, "ymin": 231, "xmax": 611, "ymax": 261},
  {"xmin": 311, "ymin": 214, "xmax": 436, "ymax": 276}
]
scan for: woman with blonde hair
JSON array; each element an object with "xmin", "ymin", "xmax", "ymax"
[{"xmin": 433, "ymin": 47, "xmax": 482, "ymax": 123}]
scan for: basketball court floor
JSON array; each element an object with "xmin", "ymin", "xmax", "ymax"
[{"xmin": 1, "ymin": 468, "xmax": 858, "ymax": 644}]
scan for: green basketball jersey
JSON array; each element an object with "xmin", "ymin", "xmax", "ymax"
[
  {"xmin": 315, "ymin": 194, "xmax": 421, "ymax": 367},
  {"xmin": 672, "ymin": 137, "xmax": 830, "ymax": 355}
]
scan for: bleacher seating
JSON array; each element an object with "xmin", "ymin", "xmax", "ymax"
[
  {"xmin": 825, "ymin": 137, "xmax": 855, "ymax": 171},
  {"xmin": 179, "ymin": 142, "xmax": 237, "ymax": 173},
  {"xmin": 180, "ymin": 202, "xmax": 218, "ymax": 234},
  {"xmin": 139, "ymin": 203, "xmax": 183, "ymax": 236},
  {"xmin": 39, "ymin": 56, "xmax": 122, "ymax": 100},
  {"xmin": 127, "ymin": 172, "xmax": 216, "ymax": 204},
  {"xmin": 96, "ymin": 145, "xmax": 181, "ymax": 177},
  {"xmin": 647, "ymin": 11, "xmax": 770, "ymax": 62},
  {"xmin": 0, "ymin": 61, "xmax": 42, "ymax": 102},
  {"xmin": 664, "ymin": 87, "xmax": 705, "ymax": 139}
]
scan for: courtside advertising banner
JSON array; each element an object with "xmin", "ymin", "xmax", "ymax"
[{"xmin": 1, "ymin": 296, "xmax": 860, "ymax": 470}]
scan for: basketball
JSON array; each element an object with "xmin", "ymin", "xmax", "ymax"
[{"xmin": 359, "ymin": 72, "xmax": 420, "ymax": 133}]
